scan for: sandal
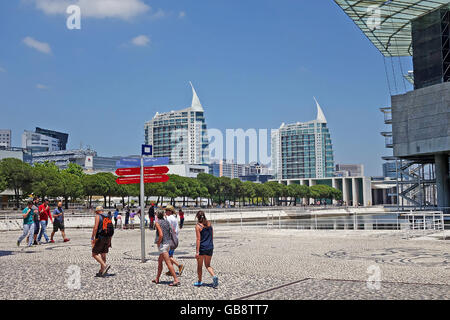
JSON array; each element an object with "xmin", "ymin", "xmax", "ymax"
[
  {"xmin": 152, "ymin": 279, "xmax": 159, "ymax": 284},
  {"xmin": 169, "ymin": 281, "xmax": 180, "ymax": 287}
]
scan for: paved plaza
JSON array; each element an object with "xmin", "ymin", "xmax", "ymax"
[{"xmin": 0, "ymin": 225, "xmax": 449, "ymax": 300}]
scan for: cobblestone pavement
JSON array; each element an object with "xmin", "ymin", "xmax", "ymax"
[{"xmin": 0, "ymin": 227, "xmax": 448, "ymax": 300}]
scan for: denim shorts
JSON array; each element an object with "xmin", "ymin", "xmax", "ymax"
[{"xmin": 158, "ymin": 243, "xmax": 170, "ymax": 254}]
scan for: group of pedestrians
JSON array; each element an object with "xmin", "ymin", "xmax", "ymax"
[
  {"xmin": 17, "ymin": 197, "xmax": 70, "ymax": 248},
  {"xmin": 152, "ymin": 205, "xmax": 218, "ymax": 288},
  {"xmin": 16, "ymin": 199, "xmax": 218, "ymax": 287}
]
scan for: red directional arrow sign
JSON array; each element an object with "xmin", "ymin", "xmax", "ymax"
[
  {"xmin": 116, "ymin": 174, "xmax": 170, "ymax": 185},
  {"xmin": 115, "ymin": 166, "xmax": 169, "ymax": 176}
]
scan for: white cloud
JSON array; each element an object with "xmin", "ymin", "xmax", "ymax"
[
  {"xmin": 179, "ymin": 11, "xmax": 186, "ymax": 19},
  {"xmin": 32, "ymin": 0, "xmax": 153, "ymax": 20},
  {"xmin": 23, "ymin": 37, "xmax": 52, "ymax": 54},
  {"xmin": 36, "ymin": 83, "xmax": 50, "ymax": 89},
  {"xmin": 131, "ymin": 35, "xmax": 150, "ymax": 47}
]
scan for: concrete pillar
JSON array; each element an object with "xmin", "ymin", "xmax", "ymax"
[
  {"xmin": 382, "ymin": 189, "xmax": 388, "ymax": 204},
  {"xmin": 332, "ymin": 178, "xmax": 338, "ymax": 205},
  {"xmin": 309, "ymin": 179, "xmax": 316, "ymax": 205},
  {"xmin": 362, "ymin": 177, "xmax": 372, "ymax": 206},
  {"xmin": 352, "ymin": 178, "xmax": 359, "ymax": 207},
  {"xmin": 435, "ymin": 153, "xmax": 450, "ymax": 211},
  {"xmin": 342, "ymin": 178, "xmax": 350, "ymax": 206}
]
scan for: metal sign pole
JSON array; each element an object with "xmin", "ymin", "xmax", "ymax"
[{"xmin": 140, "ymin": 156, "xmax": 145, "ymax": 263}]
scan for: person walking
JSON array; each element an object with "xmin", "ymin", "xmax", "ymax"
[
  {"xmin": 124, "ymin": 207, "xmax": 130, "ymax": 229},
  {"xmin": 148, "ymin": 203, "xmax": 155, "ymax": 230},
  {"xmin": 130, "ymin": 209, "xmax": 136, "ymax": 229},
  {"xmin": 165, "ymin": 205, "xmax": 184, "ymax": 276},
  {"xmin": 91, "ymin": 206, "xmax": 113, "ymax": 277},
  {"xmin": 194, "ymin": 211, "xmax": 218, "ymax": 288},
  {"xmin": 178, "ymin": 208, "xmax": 185, "ymax": 229},
  {"xmin": 152, "ymin": 210, "xmax": 180, "ymax": 286},
  {"xmin": 38, "ymin": 198, "xmax": 53, "ymax": 244},
  {"xmin": 50, "ymin": 202, "xmax": 70, "ymax": 243},
  {"xmin": 17, "ymin": 201, "xmax": 35, "ymax": 247},
  {"xmin": 31, "ymin": 197, "xmax": 40, "ymax": 245},
  {"xmin": 113, "ymin": 208, "xmax": 119, "ymax": 228}
]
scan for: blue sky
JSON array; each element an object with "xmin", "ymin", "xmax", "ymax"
[{"xmin": 0, "ymin": 0, "xmax": 413, "ymax": 176}]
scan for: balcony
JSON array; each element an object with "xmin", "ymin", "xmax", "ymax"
[
  {"xmin": 379, "ymin": 107, "xmax": 392, "ymax": 124},
  {"xmin": 381, "ymin": 131, "xmax": 393, "ymax": 148}
]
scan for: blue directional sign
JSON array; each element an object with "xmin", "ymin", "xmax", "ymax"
[
  {"xmin": 116, "ymin": 157, "xmax": 169, "ymax": 168},
  {"xmin": 142, "ymin": 144, "xmax": 152, "ymax": 156},
  {"xmin": 143, "ymin": 157, "xmax": 169, "ymax": 167}
]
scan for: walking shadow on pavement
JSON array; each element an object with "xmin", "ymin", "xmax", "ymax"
[{"xmin": 0, "ymin": 250, "xmax": 14, "ymax": 257}]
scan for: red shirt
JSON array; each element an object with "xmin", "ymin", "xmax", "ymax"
[
  {"xmin": 179, "ymin": 212, "xmax": 184, "ymax": 219},
  {"xmin": 38, "ymin": 204, "xmax": 51, "ymax": 221}
]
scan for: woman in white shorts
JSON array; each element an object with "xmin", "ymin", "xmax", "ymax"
[{"xmin": 152, "ymin": 210, "xmax": 180, "ymax": 286}]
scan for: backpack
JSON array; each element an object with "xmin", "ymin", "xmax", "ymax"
[{"xmin": 99, "ymin": 215, "xmax": 114, "ymax": 238}]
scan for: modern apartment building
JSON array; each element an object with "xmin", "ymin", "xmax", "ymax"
[
  {"xmin": 0, "ymin": 129, "xmax": 11, "ymax": 149},
  {"xmin": 144, "ymin": 82, "xmax": 209, "ymax": 165},
  {"xmin": 271, "ymin": 98, "xmax": 334, "ymax": 180},
  {"xmin": 22, "ymin": 130, "xmax": 61, "ymax": 153},
  {"xmin": 35, "ymin": 127, "xmax": 69, "ymax": 150}
]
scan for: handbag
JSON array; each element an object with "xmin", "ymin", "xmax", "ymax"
[{"xmin": 168, "ymin": 224, "xmax": 179, "ymax": 250}]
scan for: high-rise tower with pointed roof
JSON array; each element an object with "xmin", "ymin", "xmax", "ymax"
[
  {"xmin": 144, "ymin": 83, "xmax": 210, "ymax": 165},
  {"xmin": 271, "ymin": 98, "xmax": 334, "ymax": 179}
]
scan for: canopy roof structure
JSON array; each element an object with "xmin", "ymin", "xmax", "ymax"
[{"xmin": 334, "ymin": 0, "xmax": 450, "ymax": 56}]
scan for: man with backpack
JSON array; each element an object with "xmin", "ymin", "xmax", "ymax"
[{"xmin": 91, "ymin": 206, "xmax": 113, "ymax": 277}]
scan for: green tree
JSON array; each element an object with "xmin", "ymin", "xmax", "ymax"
[
  {"xmin": 0, "ymin": 158, "xmax": 33, "ymax": 208},
  {"xmin": 197, "ymin": 173, "xmax": 219, "ymax": 206},
  {"xmin": 31, "ymin": 162, "xmax": 61, "ymax": 199},
  {"xmin": 0, "ymin": 175, "xmax": 6, "ymax": 194},
  {"xmin": 242, "ymin": 181, "xmax": 256, "ymax": 206},
  {"xmin": 65, "ymin": 163, "xmax": 85, "ymax": 178},
  {"xmin": 230, "ymin": 178, "xmax": 243, "ymax": 207},
  {"xmin": 58, "ymin": 171, "xmax": 84, "ymax": 209}
]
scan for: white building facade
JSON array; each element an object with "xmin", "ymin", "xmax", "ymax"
[
  {"xmin": 0, "ymin": 130, "xmax": 11, "ymax": 149},
  {"xmin": 22, "ymin": 131, "xmax": 60, "ymax": 153}
]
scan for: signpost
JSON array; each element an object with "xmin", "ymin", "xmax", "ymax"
[
  {"xmin": 115, "ymin": 166, "xmax": 169, "ymax": 176},
  {"xmin": 116, "ymin": 157, "xmax": 169, "ymax": 168},
  {"xmin": 115, "ymin": 149, "xmax": 170, "ymax": 263},
  {"xmin": 116, "ymin": 174, "xmax": 170, "ymax": 185}
]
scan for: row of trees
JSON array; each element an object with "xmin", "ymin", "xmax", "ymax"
[{"xmin": 0, "ymin": 158, "xmax": 342, "ymax": 209}]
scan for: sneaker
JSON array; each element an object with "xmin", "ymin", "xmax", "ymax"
[
  {"xmin": 16, "ymin": 240, "xmax": 20, "ymax": 247},
  {"xmin": 212, "ymin": 276, "xmax": 219, "ymax": 288},
  {"xmin": 49, "ymin": 240, "xmax": 55, "ymax": 243},
  {"xmin": 63, "ymin": 238, "xmax": 70, "ymax": 242},
  {"xmin": 178, "ymin": 264, "xmax": 185, "ymax": 276},
  {"xmin": 194, "ymin": 281, "xmax": 203, "ymax": 287},
  {"xmin": 33, "ymin": 241, "xmax": 38, "ymax": 245}
]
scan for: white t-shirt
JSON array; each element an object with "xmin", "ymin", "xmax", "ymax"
[{"xmin": 166, "ymin": 215, "xmax": 179, "ymax": 237}]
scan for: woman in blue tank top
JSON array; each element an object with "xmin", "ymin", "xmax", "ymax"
[{"xmin": 194, "ymin": 211, "xmax": 218, "ymax": 288}]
